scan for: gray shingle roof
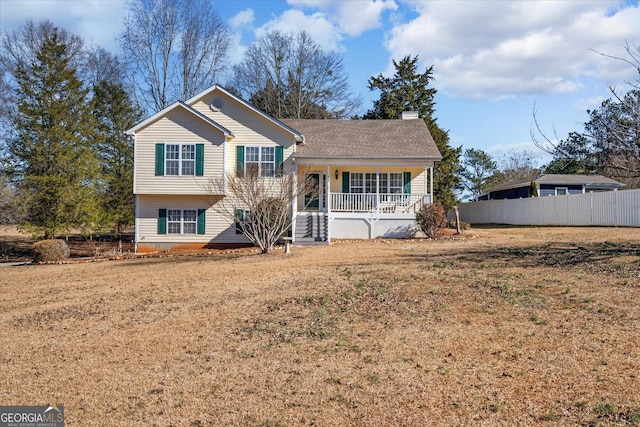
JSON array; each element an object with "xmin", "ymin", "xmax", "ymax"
[
  {"xmin": 281, "ymin": 119, "xmax": 442, "ymax": 159},
  {"xmin": 535, "ymin": 174, "xmax": 624, "ymax": 186},
  {"xmin": 483, "ymin": 174, "xmax": 625, "ymax": 194}
]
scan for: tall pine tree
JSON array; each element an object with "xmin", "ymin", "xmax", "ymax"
[
  {"xmin": 10, "ymin": 28, "xmax": 101, "ymax": 238},
  {"xmin": 92, "ymin": 79, "xmax": 142, "ymax": 240},
  {"xmin": 364, "ymin": 55, "xmax": 461, "ymax": 211}
]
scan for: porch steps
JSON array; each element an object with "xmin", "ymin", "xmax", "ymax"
[{"xmin": 295, "ymin": 212, "xmax": 328, "ymax": 244}]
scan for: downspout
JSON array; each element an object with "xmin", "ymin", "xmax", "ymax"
[
  {"xmin": 222, "ymin": 138, "xmax": 227, "ymax": 192},
  {"xmin": 292, "ymin": 138, "xmax": 298, "ymax": 243}
]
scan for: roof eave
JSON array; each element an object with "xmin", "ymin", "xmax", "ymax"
[{"xmin": 125, "ymin": 100, "xmax": 234, "ymax": 137}]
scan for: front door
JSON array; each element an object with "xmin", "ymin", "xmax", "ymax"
[{"xmin": 305, "ymin": 173, "xmax": 320, "ymax": 210}]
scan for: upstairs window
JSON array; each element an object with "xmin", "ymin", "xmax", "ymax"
[
  {"xmin": 237, "ymin": 146, "xmax": 283, "ymax": 178},
  {"xmin": 166, "ymin": 144, "xmax": 195, "ymax": 176},
  {"xmin": 245, "ymin": 146, "xmax": 275, "ymax": 177},
  {"xmin": 155, "ymin": 143, "xmax": 204, "ymax": 176}
]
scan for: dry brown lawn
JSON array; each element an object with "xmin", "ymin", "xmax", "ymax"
[{"xmin": 1, "ymin": 226, "xmax": 640, "ymax": 426}]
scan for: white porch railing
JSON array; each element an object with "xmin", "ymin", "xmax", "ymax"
[{"xmin": 331, "ymin": 193, "xmax": 431, "ymax": 214}]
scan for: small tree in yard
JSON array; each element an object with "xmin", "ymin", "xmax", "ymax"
[
  {"xmin": 206, "ymin": 167, "xmax": 317, "ymax": 253},
  {"xmin": 416, "ymin": 202, "xmax": 447, "ymax": 239}
]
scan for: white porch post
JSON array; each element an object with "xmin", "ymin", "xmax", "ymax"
[
  {"xmin": 292, "ymin": 162, "xmax": 298, "ymax": 243},
  {"xmin": 430, "ymin": 166, "xmax": 434, "ymax": 204},
  {"xmin": 375, "ymin": 166, "xmax": 380, "ymax": 213},
  {"xmin": 326, "ymin": 164, "xmax": 331, "ymax": 243}
]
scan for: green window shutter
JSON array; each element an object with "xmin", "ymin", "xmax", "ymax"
[
  {"xmin": 342, "ymin": 172, "xmax": 350, "ymax": 193},
  {"xmin": 155, "ymin": 144, "xmax": 164, "ymax": 176},
  {"xmin": 236, "ymin": 145, "xmax": 244, "ymax": 177},
  {"xmin": 157, "ymin": 209, "xmax": 167, "ymax": 234},
  {"xmin": 235, "ymin": 209, "xmax": 244, "ymax": 234},
  {"xmin": 195, "ymin": 144, "xmax": 204, "ymax": 176},
  {"xmin": 197, "ymin": 208, "xmax": 206, "ymax": 234},
  {"xmin": 275, "ymin": 146, "xmax": 284, "ymax": 177},
  {"xmin": 403, "ymin": 172, "xmax": 412, "ymax": 194}
]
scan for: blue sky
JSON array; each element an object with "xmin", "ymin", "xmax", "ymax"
[{"xmin": 1, "ymin": 0, "xmax": 639, "ymax": 167}]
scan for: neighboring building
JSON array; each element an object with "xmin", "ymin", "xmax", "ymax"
[
  {"xmin": 478, "ymin": 174, "xmax": 625, "ymax": 200},
  {"xmin": 127, "ymin": 85, "xmax": 442, "ymax": 252}
]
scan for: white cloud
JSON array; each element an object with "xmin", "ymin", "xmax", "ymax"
[
  {"xmin": 229, "ymin": 8, "xmax": 255, "ymax": 31},
  {"xmin": 287, "ymin": 0, "xmax": 397, "ymax": 36},
  {"xmin": 0, "ymin": 0, "xmax": 126, "ymax": 52},
  {"xmin": 384, "ymin": 1, "xmax": 640, "ymax": 99},
  {"xmin": 572, "ymin": 96, "xmax": 605, "ymax": 112},
  {"xmin": 255, "ymin": 9, "xmax": 343, "ymax": 52}
]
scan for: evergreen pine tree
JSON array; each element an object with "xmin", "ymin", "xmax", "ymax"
[
  {"xmin": 91, "ymin": 80, "xmax": 143, "ymax": 240},
  {"xmin": 10, "ymin": 28, "xmax": 101, "ymax": 238},
  {"xmin": 364, "ymin": 55, "xmax": 461, "ymax": 211}
]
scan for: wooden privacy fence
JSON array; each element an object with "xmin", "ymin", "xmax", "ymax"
[{"xmin": 458, "ymin": 189, "xmax": 640, "ymax": 227}]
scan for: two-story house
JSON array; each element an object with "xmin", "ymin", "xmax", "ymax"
[{"xmin": 127, "ymin": 85, "xmax": 442, "ymax": 252}]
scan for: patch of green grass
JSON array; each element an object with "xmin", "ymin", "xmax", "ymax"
[
  {"xmin": 595, "ymin": 402, "xmax": 617, "ymax": 416},
  {"xmin": 530, "ymin": 314, "xmax": 547, "ymax": 325},
  {"xmin": 541, "ymin": 413, "xmax": 562, "ymax": 421},
  {"xmin": 576, "ymin": 400, "xmax": 588, "ymax": 409},
  {"xmin": 366, "ymin": 372, "xmax": 380, "ymax": 384}
]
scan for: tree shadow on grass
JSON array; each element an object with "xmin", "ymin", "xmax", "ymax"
[{"xmin": 401, "ymin": 241, "xmax": 640, "ymax": 278}]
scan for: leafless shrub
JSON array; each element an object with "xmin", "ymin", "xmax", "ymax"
[{"xmin": 416, "ymin": 203, "xmax": 447, "ymax": 239}]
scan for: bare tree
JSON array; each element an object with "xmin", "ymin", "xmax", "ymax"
[
  {"xmin": 532, "ymin": 43, "xmax": 640, "ymax": 184},
  {"xmin": 232, "ymin": 30, "xmax": 361, "ymax": 119},
  {"xmin": 205, "ymin": 167, "xmax": 317, "ymax": 253},
  {"xmin": 497, "ymin": 149, "xmax": 540, "ymax": 182},
  {"xmin": 0, "ymin": 174, "xmax": 25, "ymax": 224},
  {"xmin": 120, "ymin": 0, "xmax": 230, "ymax": 113}
]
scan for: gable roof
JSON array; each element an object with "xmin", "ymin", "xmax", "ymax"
[
  {"xmin": 126, "ymin": 84, "xmax": 304, "ymax": 141},
  {"xmin": 126, "ymin": 100, "xmax": 234, "ymax": 137},
  {"xmin": 282, "ymin": 119, "xmax": 442, "ymax": 160},
  {"xmin": 482, "ymin": 174, "xmax": 625, "ymax": 195},
  {"xmin": 185, "ymin": 84, "xmax": 304, "ymax": 142}
]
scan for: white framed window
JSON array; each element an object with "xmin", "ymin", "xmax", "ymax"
[
  {"xmin": 167, "ymin": 209, "xmax": 197, "ymax": 234},
  {"xmin": 555, "ymin": 187, "xmax": 568, "ymax": 196},
  {"xmin": 245, "ymin": 146, "xmax": 275, "ymax": 177},
  {"xmin": 350, "ymin": 172, "xmax": 404, "ymax": 193},
  {"xmin": 350, "ymin": 172, "xmax": 365, "ymax": 193},
  {"xmin": 387, "ymin": 173, "xmax": 403, "ymax": 193},
  {"xmin": 165, "ymin": 144, "xmax": 195, "ymax": 176}
]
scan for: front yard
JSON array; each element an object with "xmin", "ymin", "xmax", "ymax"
[{"xmin": 1, "ymin": 226, "xmax": 639, "ymax": 426}]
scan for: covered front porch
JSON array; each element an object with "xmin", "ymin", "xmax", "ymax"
[{"xmin": 292, "ymin": 163, "xmax": 435, "ymax": 243}]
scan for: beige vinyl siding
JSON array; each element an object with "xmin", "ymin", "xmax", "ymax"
[
  {"xmin": 137, "ymin": 195, "xmax": 251, "ymax": 244},
  {"xmin": 190, "ymin": 93, "xmax": 296, "ymax": 171},
  {"xmin": 134, "ymin": 108, "xmax": 225, "ymax": 195}
]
